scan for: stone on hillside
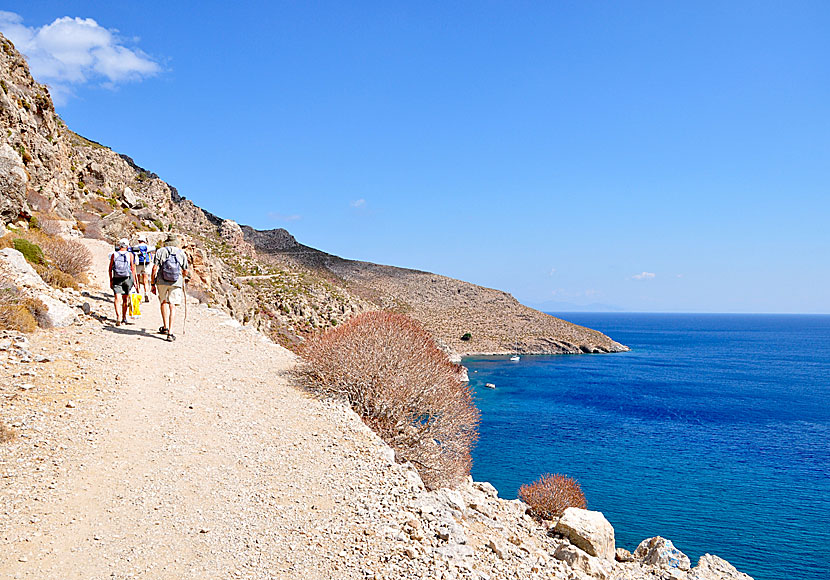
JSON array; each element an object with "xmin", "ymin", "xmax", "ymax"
[
  {"xmin": 690, "ymin": 554, "xmax": 754, "ymax": 580},
  {"xmin": 634, "ymin": 536, "xmax": 691, "ymax": 571},
  {"xmin": 122, "ymin": 186, "xmax": 140, "ymax": 209},
  {"xmin": 615, "ymin": 547, "xmax": 635, "ymax": 562},
  {"xmin": 554, "ymin": 508, "xmax": 616, "ymax": 561},
  {"xmin": 37, "ymin": 294, "xmax": 78, "ymax": 327},
  {"xmin": 553, "ymin": 543, "xmax": 611, "ymax": 580},
  {"xmin": 0, "ymin": 143, "xmax": 29, "ymax": 222},
  {"xmin": 220, "ymin": 219, "xmax": 255, "ymax": 257},
  {"xmin": 0, "ymin": 249, "xmax": 49, "ymax": 290}
]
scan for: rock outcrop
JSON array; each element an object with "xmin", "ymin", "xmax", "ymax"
[{"xmin": 555, "ymin": 507, "xmax": 616, "ymax": 561}]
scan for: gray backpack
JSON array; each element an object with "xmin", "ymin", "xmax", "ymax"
[
  {"xmin": 160, "ymin": 248, "xmax": 181, "ymax": 283},
  {"xmin": 112, "ymin": 251, "xmax": 131, "ymax": 277}
]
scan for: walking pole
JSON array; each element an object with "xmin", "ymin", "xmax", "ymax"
[{"xmin": 183, "ymin": 277, "xmax": 188, "ymax": 336}]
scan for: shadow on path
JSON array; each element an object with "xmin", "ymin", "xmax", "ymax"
[{"xmin": 103, "ymin": 325, "xmax": 169, "ymax": 342}]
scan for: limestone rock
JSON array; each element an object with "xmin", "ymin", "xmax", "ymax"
[
  {"xmin": 0, "ymin": 248, "xmax": 49, "ymax": 290},
  {"xmin": 555, "ymin": 508, "xmax": 616, "ymax": 561},
  {"xmin": 615, "ymin": 547, "xmax": 635, "ymax": 562},
  {"xmin": 690, "ymin": 554, "xmax": 754, "ymax": 580},
  {"xmin": 0, "ymin": 143, "xmax": 29, "ymax": 221},
  {"xmin": 553, "ymin": 543, "xmax": 610, "ymax": 579},
  {"xmin": 36, "ymin": 294, "xmax": 78, "ymax": 327},
  {"xmin": 122, "ymin": 186, "xmax": 140, "ymax": 209},
  {"xmin": 220, "ymin": 219, "xmax": 255, "ymax": 257},
  {"xmin": 634, "ymin": 536, "xmax": 691, "ymax": 571}
]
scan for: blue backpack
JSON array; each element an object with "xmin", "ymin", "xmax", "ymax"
[{"xmin": 135, "ymin": 243, "xmax": 150, "ymax": 265}]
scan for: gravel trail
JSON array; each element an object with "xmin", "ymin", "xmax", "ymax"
[{"xmin": 1, "ymin": 240, "xmax": 410, "ymax": 579}]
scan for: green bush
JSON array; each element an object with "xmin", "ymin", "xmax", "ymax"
[
  {"xmin": 13, "ymin": 238, "xmax": 45, "ymax": 265},
  {"xmin": 461, "ymin": 332, "xmax": 472, "ymax": 341}
]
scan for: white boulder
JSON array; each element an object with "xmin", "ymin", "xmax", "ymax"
[
  {"xmin": 0, "ymin": 248, "xmax": 49, "ymax": 290},
  {"xmin": 634, "ymin": 536, "xmax": 691, "ymax": 571},
  {"xmin": 690, "ymin": 553, "xmax": 754, "ymax": 579},
  {"xmin": 555, "ymin": 508, "xmax": 616, "ymax": 561},
  {"xmin": 36, "ymin": 294, "xmax": 78, "ymax": 327}
]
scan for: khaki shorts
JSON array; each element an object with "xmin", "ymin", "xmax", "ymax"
[
  {"xmin": 156, "ymin": 284, "xmax": 184, "ymax": 305},
  {"xmin": 135, "ymin": 263, "xmax": 149, "ymax": 275}
]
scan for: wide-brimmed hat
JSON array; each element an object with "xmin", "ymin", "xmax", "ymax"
[
  {"xmin": 165, "ymin": 233, "xmax": 181, "ymax": 245},
  {"xmin": 117, "ymin": 238, "xmax": 129, "ymax": 248}
]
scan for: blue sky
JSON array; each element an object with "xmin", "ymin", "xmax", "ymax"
[{"xmin": 2, "ymin": 1, "xmax": 828, "ymax": 313}]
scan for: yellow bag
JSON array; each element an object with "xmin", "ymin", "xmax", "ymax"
[{"xmin": 130, "ymin": 293, "xmax": 142, "ymax": 316}]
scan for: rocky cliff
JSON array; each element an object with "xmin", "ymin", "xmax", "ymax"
[{"xmin": 0, "ymin": 32, "xmax": 626, "ymax": 355}]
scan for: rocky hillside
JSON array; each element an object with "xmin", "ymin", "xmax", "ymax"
[{"xmin": 0, "ymin": 32, "xmax": 626, "ymax": 355}]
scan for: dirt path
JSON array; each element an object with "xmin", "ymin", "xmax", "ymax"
[{"xmin": 0, "ymin": 240, "xmax": 417, "ymax": 580}]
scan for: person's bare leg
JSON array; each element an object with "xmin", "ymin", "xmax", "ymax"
[
  {"xmin": 167, "ymin": 305, "xmax": 175, "ymax": 335},
  {"xmin": 122, "ymin": 295, "xmax": 130, "ymax": 322},
  {"xmin": 113, "ymin": 294, "xmax": 121, "ymax": 323},
  {"xmin": 160, "ymin": 301, "xmax": 170, "ymax": 331}
]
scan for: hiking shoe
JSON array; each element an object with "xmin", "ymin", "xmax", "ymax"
[
  {"xmin": 122, "ymin": 319, "xmax": 132, "ymax": 325},
  {"xmin": 166, "ymin": 333, "xmax": 176, "ymax": 342},
  {"xmin": 144, "ymin": 296, "xmax": 150, "ymax": 303},
  {"xmin": 115, "ymin": 320, "xmax": 121, "ymax": 327},
  {"xmin": 158, "ymin": 326, "xmax": 168, "ymax": 334}
]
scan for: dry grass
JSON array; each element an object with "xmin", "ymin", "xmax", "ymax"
[
  {"xmin": 10, "ymin": 230, "xmax": 92, "ymax": 287},
  {"xmin": 0, "ymin": 277, "xmax": 46, "ymax": 332},
  {"xmin": 518, "ymin": 473, "xmax": 587, "ymax": 520},
  {"xmin": 0, "ymin": 422, "xmax": 16, "ymax": 444},
  {"xmin": 299, "ymin": 311, "xmax": 479, "ymax": 489}
]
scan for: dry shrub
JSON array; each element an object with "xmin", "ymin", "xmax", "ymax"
[
  {"xmin": 0, "ymin": 234, "xmax": 13, "ymax": 250},
  {"xmin": 37, "ymin": 236, "xmax": 92, "ymax": 278},
  {"xmin": 38, "ymin": 218, "xmax": 64, "ymax": 236},
  {"xmin": 299, "ymin": 311, "xmax": 479, "ymax": 489},
  {"xmin": 0, "ymin": 422, "xmax": 16, "ymax": 444},
  {"xmin": 35, "ymin": 264, "xmax": 78, "ymax": 289},
  {"xmin": 518, "ymin": 473, "xmax": 587, "ymax": 520}
]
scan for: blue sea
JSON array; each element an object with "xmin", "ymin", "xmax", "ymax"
[{"xmin": 466, "ymin": 313, "xmax": 830, "ymax": 580}]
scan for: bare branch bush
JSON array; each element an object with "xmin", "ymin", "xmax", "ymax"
[
  {"xmin": 518, "ymin": 473, "xmax": 587, "ymax": 520},
  {"xmin": 299, "ymin": 311, "xmax": 480, "ymax": 489},
  {"xmin": 37, "ymin": 236, "xmax": 92, "ymax": 278}
]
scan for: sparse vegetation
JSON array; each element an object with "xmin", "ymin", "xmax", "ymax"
[
  {"xmin": 0, "ymin": 273, "xmax": 48, "ymax": 332},
  {"xmin": 299, "ymin": 311, "xmax": 479, "ymax": 489},
  {"xmin": 13, "ymin": 238, "xmax": 45, "ymax": 265},
  {"xmin": 461, "ymin": 332, "xmax": 472, "ymax": 341},
  {"xmin": 518, "ymin": 473, "xmax": 587, "ymax": 520}
]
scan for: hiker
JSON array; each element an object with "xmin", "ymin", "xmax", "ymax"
[
  {"xmin": 130, "ymin": 236, "xmax": 153, "ymax": 301},
  {"xmin": 151, "ymin": 233, "xmax": 189, "ymax": 342},
  {"xmin": 108, "ymin": 238, "xmax": 137, "ymax": 326}
]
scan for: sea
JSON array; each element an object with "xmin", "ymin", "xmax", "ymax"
[{"xmin": 465, "ymin": 313, "xmax": 830, "ymax": 580}]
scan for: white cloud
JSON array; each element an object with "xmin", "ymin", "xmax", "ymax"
[
  {"xmin": 548, "ymin": 267, "xmax": 557, "ymax": 276},
  {"xmin": 267, "ymin": 212, "xmax": 301, "ymax": 223},
  {"xmin": 632, "ymin": 271, "xmax": 656, "ymax": 280},
  {"xmin": 0, "ymin": 12, "xmax": 160, "ymax": 103},
  {"xmin": 350, "ymin": 198, "xmax": 366, "ymax": 208}
]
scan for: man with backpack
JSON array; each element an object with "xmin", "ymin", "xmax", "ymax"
[
  {"xmin": 130, "ymin": 236, "xmax": 153, "ymax": 302},
  {"xmin": 108, "ymin": 238, "xmax": 137, "ymax": 327},
  {"xmin": 151, "ymin": 233, "xmax": 189, "ymax": 342}
]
